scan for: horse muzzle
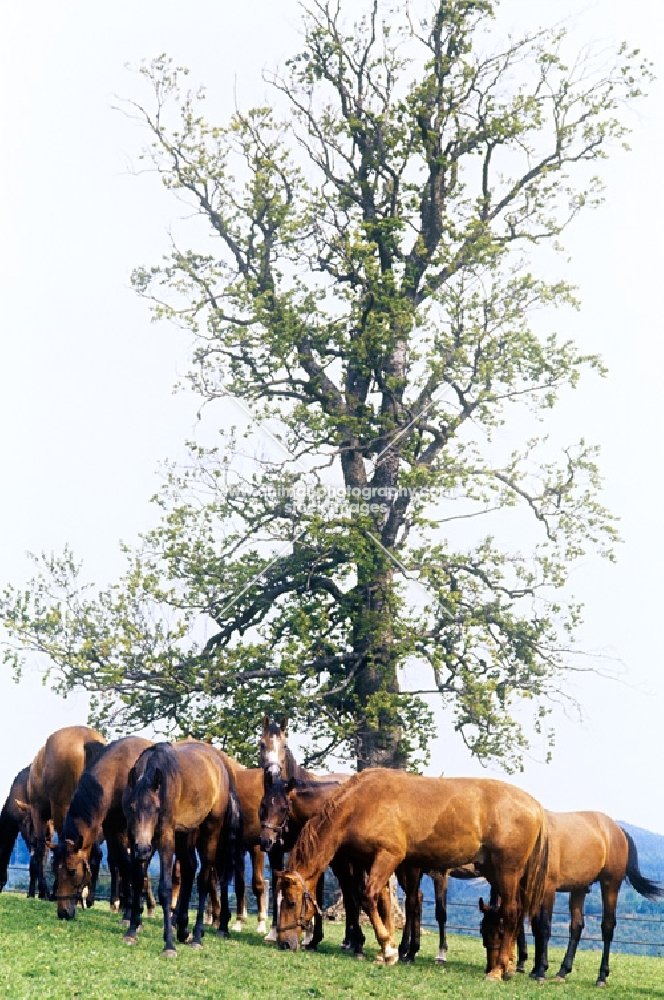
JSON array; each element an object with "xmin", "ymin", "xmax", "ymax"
[
  {"xmin": 57, "ymin": 903, "xmax": 77, "ymax": 921},
  {"xmin": 133, "ymin": 842, "xmax": 152, "ymax": 862},
  {"xmin": 259, "ymin": 834, "xmax": 276, "ymax": 852},
  {"xmin": 278, "ymin": 935, "xmax": 299, "ymax": 952}
]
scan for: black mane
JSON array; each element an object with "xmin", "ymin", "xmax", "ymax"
[{"xmin": 62, "ymin": 771, "xmax": 105, "ymax": 835}]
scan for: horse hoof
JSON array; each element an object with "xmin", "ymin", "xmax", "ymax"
[
  {"xmin": 264, "ymin": 927, "xmax": 277, "ymax": 943},
  {"xmin": 516, "ymin": 964, "xmax": 526, "ymax": 974},
  {"xmin": 232, "ymin": 921, "xmax": 244, "ymax": 933},
  {"xmin": 110, "ymin": 902, "xmax": 120, "ymax": 914},
  {"xmin": 188, "ymin": 941, "xmax": 203, "ymax": 952},
  {"xmin": 353, "ymin": 952, "xmax": 366, "ymax": 961},
  {"xmin": 147, "ymin": 909, "xmax": 155, "ymax": 919},
  {"xmin": 380, "ymin": 947, "xmax": 399, "ymax": 967},
  {"xmin": 553, "ymin": 975, "xmax": 567, "ymax": 983},
  {"xmin": 485, "ymin": 970, "xmax": 503, "ymax": 983},
  {"xmin": 595, "ymin": 981, "xmax": 608, "ymax": 988},
  {"xmin": 162, "ymin": 948, "xmax": 177, "ymax": 958},
  {"xmin": 398, "ymin": 954, "xmax": 414, "ymax": 965},
  {"xmin": 435, "ymin": 950, "xmax": 447, "ymax": 966},
  {"xmin": 122, "ymin": 935, "xmax": 138, "ymax": 946},
  {"xmin": 256, "ymin": 920, "xmax": 267, "ymax": 935},
  {"xmin": 339, "ymin": 942, "xmax": 351, "ymax": 950},
  {"xmin": 216, "ymin": 929, "xmax": 230, "ymax": 939}
]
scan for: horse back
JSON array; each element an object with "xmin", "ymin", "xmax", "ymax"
[{"xmin": 168, "ymin": 741, "xmax": 233, "ymax": 829}]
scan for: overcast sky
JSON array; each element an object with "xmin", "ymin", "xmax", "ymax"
[{"xmin": 1, "ymin": 0, "xmax": 663, "ymax": 835}]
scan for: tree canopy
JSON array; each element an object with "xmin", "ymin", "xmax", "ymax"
[{"xmin": 1, "ymin": 1, "xmax": 651, "ymax": 770}]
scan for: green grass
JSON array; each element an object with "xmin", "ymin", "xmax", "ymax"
[{"xmin": 0, "ymin": 894, "xmax": 662, "ymax": 1000}]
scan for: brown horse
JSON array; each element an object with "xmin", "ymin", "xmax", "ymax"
[
  {"xmin": 0, "ymin": 766, "xmax": 48, "ymax": 897},
  {"xmin": 261, "ymin": 777, "xmax": 478, "ymax": 962},
  {"xmin": 122, "ymin": 740, "xmax": 242, "ymax": 955},
  {"xmin": 276, "ymin": 770, "xmax": 549, "ymax": 979},
  {"xmin": 51, "ymin": 736, "xmax": 155, "ymax": 920},
  {"xmin": 16, "ymin": 726, "xmax": 107, "ymax": 899},
  {"xmin": 480, "ymin": 810, "xmax": 663, "ymax": 986},
  {"xmin": 259, "ymin": 775, "xmax": 367, "ymax": 952},
  {"xmin": 216, "ymin": 752, "xmax": 270, "ymax": 934}
]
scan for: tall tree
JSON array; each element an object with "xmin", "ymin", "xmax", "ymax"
[{"xmin": 1, "ymin": 1, "xmax": 650, "ymax": 770}]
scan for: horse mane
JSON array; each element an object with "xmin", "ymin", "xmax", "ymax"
[
  {"xmin": 83, "ymin": 739, "xmax": 107, "ymax": 770},
  {"xmin": 61, "ymin": 771, "xmax": 105, "ymax": 836},
  {"xmin": 289, "ymin": 772, "xmax": 362, "ymax": 868},
  {"xmin": 138, "ymin": 742, "xmax": 179, "ymax": 788}
]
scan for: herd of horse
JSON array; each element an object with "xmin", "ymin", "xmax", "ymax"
[{"xmin": 0, "ymin": 717, "xmax": 661, "ymax": 985}]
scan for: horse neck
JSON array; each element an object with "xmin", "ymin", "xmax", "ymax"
[
  {"xmin": 290, "ymin": 783, "xmax": 340, "ymax": 825},
  {"xmin": 288, "ymin": 810, "xmax": 345, "ymax": 885},
  {"xmin": 282, "ymin": 746, "xmax": 313, "ymax": 782}
]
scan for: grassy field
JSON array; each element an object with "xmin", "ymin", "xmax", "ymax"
[{"xmin": 0, "ymin": 894, "xmax": 662, "ymax": 1000}]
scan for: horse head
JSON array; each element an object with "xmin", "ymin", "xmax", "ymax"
[
  {"xmin": 479, "ymin": 896, "xmax": 504, "ymax": 975},
  {"xmin": 124, "ymin": 758, "xmax": 163, "ymax": 862},
  {"xmin": 52, "ymin": 833, "xmax": 91, "ymax": 920},
  {"xmin": 275, "ymin": 869, "xmax": 320, "ymax": 952},
  {"xmin": 258, "ymin": 777, "xmax": 296, "ymax": 852},
  {"xmin": 260, "ymin": 714, "xmax": 288, "ymax": 784}
]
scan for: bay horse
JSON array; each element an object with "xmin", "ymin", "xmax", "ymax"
[
  {"xmin": 122, "ymin": 740, "xmax": 242, "ymax": 956},
  {"xmin": 216, "ymin": 751, "xmax": 270, "ymax": 935},
  {"xmin": 276, "ymin": 770, "xmax": 549, "ymax": 980},
  {"xmin": 51, "ymin": 735, "xmax": 155, "ymax": 920},
  {"xmin": 258, "ymin": 715, "xmax": 330, "ymax": 942},
  {"xmin": 0, "ymin": 766, "xmax": 48, "ymax": 897},
  {"xmin": 16, "ymin": 725, "xmax": 107, "ymax": 899},
  {"xmin": 480, "ymin": 810, "xmax": 663, "ymax": 986}
]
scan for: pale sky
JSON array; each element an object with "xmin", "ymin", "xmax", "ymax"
[{"xmin": 1, "ymin": 1, "xmax": 663, "ymax": 835}]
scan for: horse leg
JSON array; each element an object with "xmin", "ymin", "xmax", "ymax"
[
  {"xmin": 331, "ymin": 856, "xmax": 365, "ymax": 957},
  {"xmin": 433, "ymin": 871, "xmax": 449, "ymax": 965},
  {"xmin": 596, "ymin": 881, "xmax": 620, "ymax": 987},
  {"xmin": 204, "ymin": 866, "xmax": 220, "ymax": 929},
  {"xmin": 488, "ymin": 873, "xmax": 521, "ymax": 982},
  {"xmin": 554, "ymin": 889, "xmax": 586, "ymax": 981},
  {"xmin": 530, "ymin": 900, "xmax": 552, "ymax": 983},
  {"xmin": 362, "ymin": 850, "xmax": 402, "ymax": 965},
  {"xmin": 122, "ymin": 854, "xmax": 149, "ymax": 946},
  {"xmin": 303, "ymin": 873, "xmax": 325, "ymax": 950},
  {"xmin": 251, "ymin": 846, "xmax": 268, "ymax": 934},
  {"xmin": 516, "ymin": 913, "xmax": 528, "ymax": 972},
  {"xmin": 28, "ymin": 851, "xmax": 39, "ymax": 898},
  {"xmin": 265, "ymin": 845, "xmax": 283, "ymax": 942},
  {"xmin": 189, "ymin": 858, "xmax": 212, "ymax": 950},
  {"xmin": 397, "ymin": 866, "xmax": 422, "ymax": 964},
  {"xmin": 144, "ymin": 872, "xmax": 156, "ymax": 917},
  {"xmin": 175, "ymin": 839, "xmax": 197, "ymax": 946}
]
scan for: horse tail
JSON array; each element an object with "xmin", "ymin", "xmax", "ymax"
[
  {"xmin": 621, "ymin": 828, "xmax": 663, "ymax": 900},
  {"xmin": 219, "ymin": 775, "xmax": 244, "ymax": 890},
  {"xmin": 521, "ymin": 807, "xmax": 549, "ymax": 919}
]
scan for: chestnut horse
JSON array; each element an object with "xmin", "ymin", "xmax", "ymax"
[
  {"xmin": 0, "ymin": 766, "xmax": 48, "ymax": 897},
  {"xmin": 276, "ymin": 770, "xmax": 549, "ymax": 980},
  {"xmin": 259, "ymin": 776, "xmax": 367, "ymax": 953},
  {"xmin": 16, "ymin": 726, "xmax": 107, "ymax": 899},
  {"xmin": 52, "ymin": 736, "xmax": 155, "ymax": 920},
  {"xmin": 261, "ymin": 777, "xmax": 478, "ymax": 962},
  {"xmin": 122, "ymin": 741, "xmax": 242, "ymax": 956},
  {"xmin": 480, "ymin": 810, "xmax": 663, "ymax": 986}
]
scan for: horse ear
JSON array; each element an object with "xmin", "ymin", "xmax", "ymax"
[
  {"xmin": 478, "ymin": 897, "xmax": 486, "ymax": 913},
  {"xmin": 152, "ymin": 768, "xmax": 162, "ymax": 791},
  {"xmin": 262, "ymin": 714, "xmax": 270, "ymax": 731},
  {"xmin": 14, "ymin": 798, "xmax": 30, "ymax": 815},
  {"xmin": 127, "ymin": 767, "xmax": 137, "ymax": 789},
  {"xmin": 279, "ymin": 715, "xmax": 288, "ymax": 733}
]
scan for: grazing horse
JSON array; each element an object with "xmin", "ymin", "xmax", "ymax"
[
  {"xmin": 122, "ymin": 741, "xmax": 242, "ymax": 956},
  {"xmin": 16, "ymin": 726, "xmax": 107, "ymax": 898},
  {"xmin": 260, "ymin": 777, "xmax": 477, "ymax": 961},
  {"xmin": 0, "ymin": 766, "xmax": 48, "ymax": 897},
  {"xmin": 480, "ymin": 810, "xmax": 663, "ymax": 986},
  {"xmin": 51, "ymin": 736, "xmax": 154, "ymax": 920},
  {"xmin": 259, "ymin": 776, "xmax": 366, "ymax": 953},
  {"xmin": 276, "ymin": 770, "xmax": 549, "ymax": 980}
]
